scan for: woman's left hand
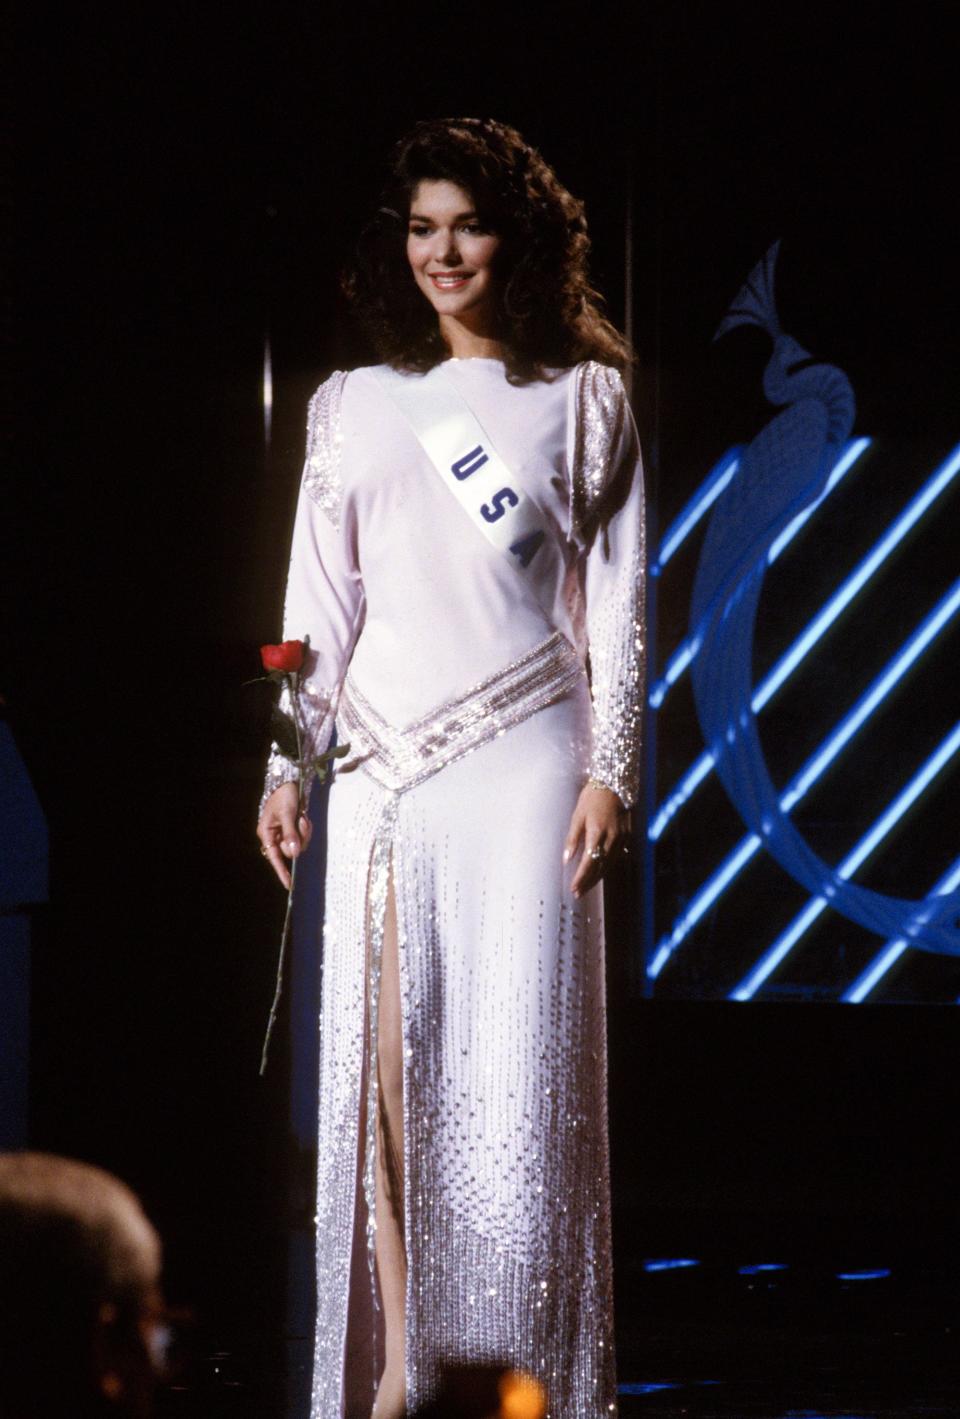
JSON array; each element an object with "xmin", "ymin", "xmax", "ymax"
[{"xmin": 563, "ymin": 782, "xmax": 632, "ymax": 898}]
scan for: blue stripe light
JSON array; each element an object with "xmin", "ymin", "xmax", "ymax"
[
  {"xmin": 648, "ymin": 639, "xmax": 699, "ymax": 710},
  {"xmin": 648, "ymin": 439, "xmax": 870, "ymax": 710},
  {"xmin": 843, "ymin": 857, "xmax": 960, "ymax": 1003},
  {"xmin": 731, "ymin": 722, "xmax": 960, "ymax": 999},
  {"xmin": 648, "ymin": 584, "xmax": 960, "ymax": 978},
  {"xmin": 618, "ymin": 1381, "xmax": 722, "ymax": 1395},
  {"xmin": 754, "ymin": 443, "xmax": 960, "ymax": 712},
  {"xmin": 642, "ymin": 1257, "xmax": 701, "ymax": 1272},
  {"xmin": 649, "ymin": 443, "xmax": 960, "ymax": 841},
  {"xmin": 780, "ymin": 580, "xmax": 960, "ymax": 808},
  {"xmin": 652, "ymin": 450, "xmax": 741, "ymax": 575},
  {"xmin": 649, "ymin": 838, "xmax": 762, "ymax": 977},
  {"xmin": 767, "ymin": 438, "xmax": 870, "ymax": 561}
]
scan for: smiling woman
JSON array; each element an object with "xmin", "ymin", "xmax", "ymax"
[
  {"xmin": 257, "ymin": 117, "xmax": 645, "ymax": 1419},
  {"xmin": 341, "ymin": 116, "xmax": 630, "ymax": 383},
  {"xmin": 405, "ymin": 184, "xmax": 502, "ymax": 344}
]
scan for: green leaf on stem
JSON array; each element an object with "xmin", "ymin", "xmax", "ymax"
[
  {"xmin": 313, "ymin": 742, "xmax": 352, "ymax": 783},
  {"xmin": 269, "ymin": 707, "xmax": 300, "ymax": 761}
]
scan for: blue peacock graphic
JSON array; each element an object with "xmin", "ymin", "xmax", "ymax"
[{"xmin": 690, "ymin": 241, "xmax": 960, "ymax": 955}]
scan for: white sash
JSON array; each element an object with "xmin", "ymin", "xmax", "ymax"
[{"xmin": 371, "ymin": 364, "xmax": 547, "ymax": 571}]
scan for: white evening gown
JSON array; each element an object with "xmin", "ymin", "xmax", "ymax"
[{"xmin": 261, "ymin": 355, "xmax": 645, "ymax": 1419}]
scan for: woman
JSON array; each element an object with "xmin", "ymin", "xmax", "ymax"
[{"xmin": 257, "ymin": 117, "xmax": 645, "ymax": 1419}]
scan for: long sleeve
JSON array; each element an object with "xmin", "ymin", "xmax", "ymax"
[
  {"xmin": 259, "ymin": 371, "xmax": 365, "ymax": 819},
  {"xmin": 569, "ymin": 362, "xmax": 646, "ymax": 808}
]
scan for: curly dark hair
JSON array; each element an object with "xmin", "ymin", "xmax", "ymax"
[{"xmin": 341, "ymin": 117, "xmax": 634, "ymax": 385}]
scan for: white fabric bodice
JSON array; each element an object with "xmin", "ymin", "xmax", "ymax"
[{"xmin": 262, "ymin": 355, "xmax": 645, "ymax": 809}]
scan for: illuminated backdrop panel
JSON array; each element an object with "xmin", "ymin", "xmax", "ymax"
[{"xmin": 643, "ymin": 247, "xmax": 960, "ymax": 1004}]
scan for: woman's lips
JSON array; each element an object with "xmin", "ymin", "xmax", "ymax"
[{"xmin": 429, "ymin": 273, "xmax": 473, "ymax": 290}]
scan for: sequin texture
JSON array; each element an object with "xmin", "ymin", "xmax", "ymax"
[
  {"xmin": 303, "ymin": 369, "xmax": 349, "ymax": 528},
  {"xmin": 337, "ymin": 632, "xmax": 585, "ymax": 794},
  {"xmin": 570, "ymin": 361, "xmax": 628, "ymax": 538},
  {"xmin": 570, "ymin": 361, "xmax": 646, "ymax": 805}
]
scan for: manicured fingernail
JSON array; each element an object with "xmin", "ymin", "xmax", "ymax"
[{"xmin": 562, "ymin": 847, "xmax": 571, "ymax": 863}]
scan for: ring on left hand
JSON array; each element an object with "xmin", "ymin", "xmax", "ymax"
[{"xmin": 589, "ymin": 845, "xmax": 605, "ymax": 861}]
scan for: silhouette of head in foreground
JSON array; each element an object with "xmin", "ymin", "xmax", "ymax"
[{"xmin": 0, "ymin": 1152, "xmax": 165, "ymax": 1419}]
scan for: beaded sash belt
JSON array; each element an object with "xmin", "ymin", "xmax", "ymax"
[{"xmin": 336, "ymin": 631, "xmax": 584, "ymax": 795}]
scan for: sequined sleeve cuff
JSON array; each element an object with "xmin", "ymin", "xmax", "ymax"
[
  {"xmin": 258, "ymin": 749, "xmax": 308, "ymax": 824},
  {"xmin": 585, "ymin": 761, "xmax": 633, "ymax": 812},
  {"xmin": 584, "ymin": 551, "xmax": 645, "ymax": 809}
]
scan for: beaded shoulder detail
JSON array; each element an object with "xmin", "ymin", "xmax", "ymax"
[
  {"xmin": 570, "ymin": 360, "xmax": 628, "ymax": 540},
  {"xmin": 302, "ymin": 369, "xmax": 349, "ymax": 529}
]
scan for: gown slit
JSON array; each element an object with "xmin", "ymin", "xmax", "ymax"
[
  {"xmin": 345, "ymin": 807, "xmax": 408, "ymax": 1417},
  {"xmin": 372, "ymin": 858, "xmax": 408, "ymax": 1416}
]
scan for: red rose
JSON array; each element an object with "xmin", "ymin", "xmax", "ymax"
[{"xmin": 260, "ymin": 640, "xmax": 305, "ymax": 673}]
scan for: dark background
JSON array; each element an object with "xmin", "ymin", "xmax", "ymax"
[{"xmin": 6, "ymin": 0, "xmax": 958, "ymax": 1406}]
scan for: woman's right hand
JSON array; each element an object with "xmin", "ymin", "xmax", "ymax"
[{"xmin": 257, "ymin": 780, "xmax": 312, "ymax": 889}]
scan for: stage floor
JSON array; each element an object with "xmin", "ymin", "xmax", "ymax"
[
  {"xmin": 154, "ymin": 1250, "xmax": 958, "ymax": 1417},
  {"xmin": 614, "ymin": 1251, "xmax": 957, "ymax": 1418}
]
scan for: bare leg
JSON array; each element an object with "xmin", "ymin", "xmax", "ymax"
[{"xmin": 372, "ymin": 866, "xmax": 407, "ymax": 1419}]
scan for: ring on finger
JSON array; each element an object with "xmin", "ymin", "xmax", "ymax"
[{"xmin": 589, "ymin": 844, "xmax": 606, "ymax": 862}]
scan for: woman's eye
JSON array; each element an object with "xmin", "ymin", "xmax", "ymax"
[{"xmin": 409, "ymin": 225, "xmax": 431, "ymax": 237}]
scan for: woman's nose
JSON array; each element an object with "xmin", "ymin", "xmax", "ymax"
[{"xmin": 435, "ymin": 230, "xmax": 461, "ymax": 263}]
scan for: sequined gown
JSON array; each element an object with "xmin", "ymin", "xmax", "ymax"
[{"xmin": 261, "ymin": 356, "xmax": 645, "ymax": 1419}]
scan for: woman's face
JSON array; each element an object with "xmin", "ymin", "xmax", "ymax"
[{"xmin": 405, "ymin": 179, "xmax": 502, "ymax": 329}]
